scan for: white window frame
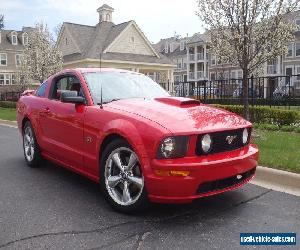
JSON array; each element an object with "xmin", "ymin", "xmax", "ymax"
[
  {"xmin": 0, "ymin": 53, "xmax": 7, "ymax": 66},
  {"xmin": 0, "ymin": 74, "xmax": 4, "ymax": 85},
  {"xmin": 22, "ymin": 33, "xmax": 28, "ymax": 45},
  {"xmin": 287, "ymin": 43, "xmax": 293, "ymax": 58},
  {"xmin": 164, "ymin": 43, "xmax": 168, "ymax": 53},
  {"xmin": 211, "ymin": 54, "xmax": 216, "ymax": 65},
  {"xmin": 12, "ymin": 34, "xmax": 18, "ymax": 45},
  {"xmin": 296, "ymin": 19, "xmax": 300, "ymax": 31},
  {"xmin": 295, "ymin": 42, "xmax": 300, "ymax": 57},
  {"xmin": 180, "ymin": 41, "xmax": 185, "ymax": 51},
  {"xmin": 296, "ymin": 65, "xmax": 300, "ymax": 81},
  {"xmin": 15, "ymin": 54, "xmax": 22, "ymax": 66},
  {"xmin": 4, "ymin": 73, "xmax": 11, "ymax": 85}
]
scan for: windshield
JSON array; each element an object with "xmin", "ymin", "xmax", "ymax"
[{"xmin": 83, "ymin": 72, "xmax": 170, "ymax": 104}]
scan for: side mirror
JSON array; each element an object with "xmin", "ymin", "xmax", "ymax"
[{"xmin": 61, "ymin": 91, "xmax": 85, "ymax": 104}]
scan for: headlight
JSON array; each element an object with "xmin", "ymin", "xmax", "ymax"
[
  {"xmin": 201, "ymin": 134, "xmax": 212, "ymax": 153},
  {"xmin": 157, "ymin": 136, "xmax": 189, "ymax": 159},
  {"xmin": 242, "ymin": 128, "xmax": 249, "ymax": 144}
]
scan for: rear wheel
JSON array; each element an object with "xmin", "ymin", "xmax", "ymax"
[
  {"xmin": 23, "ymin": 121, "xmax": 43, "ymax": 168},
  {"xmin": 100, "ymin": 139, "xmax": 149, "ymax": 213}
]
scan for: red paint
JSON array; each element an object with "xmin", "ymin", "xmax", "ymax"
[{"xmin": 17, "ymin": 68, "xmax": 259, "ymax": 204}]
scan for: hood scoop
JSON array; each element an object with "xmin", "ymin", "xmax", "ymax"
[{"xmin": 155, "ymin": 97, "xmax": 200, "ymax": 107}]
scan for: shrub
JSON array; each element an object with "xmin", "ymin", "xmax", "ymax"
[
  {"xmin": 213, "ymin": 105, "xmax": 300, "ymax": 126},
  {"xmin": 0, "ymin": 101, "xmax": 17, "ymax": 109}
]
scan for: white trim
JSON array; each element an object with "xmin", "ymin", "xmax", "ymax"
[
  {"xmin": 11, "ymin": 31, "xmax": 18, "ymax": 45},
  {"xmin": 103, "ymin": 21, "xmax": 160, "ymax": 58},
  {"xmin": 63, "ymin": 58, "xmax": 175, "ymax": 68},
  {"xmin": 0, "ymin": 53, "xmax": 7, "ymax": 66},
  {"xmin": 15, "ymin": 54, "xmax": 22, "ymax": 67},
  {"xmin": 22, "ymin": 32, "xmax": 28, "ymax": 45},
  {"xmin": 295, "ymin": 42, "xmax": 300, "ymax": 57}
]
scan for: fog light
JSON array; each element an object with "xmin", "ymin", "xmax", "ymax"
[{"xmin": 154, "ymin": 170, "xmax": 190, "ymax": 177}]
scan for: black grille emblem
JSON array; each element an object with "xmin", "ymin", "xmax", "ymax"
[{"xmin": 226, "ymin": 135, "xmax": 237, "ymax": 144}]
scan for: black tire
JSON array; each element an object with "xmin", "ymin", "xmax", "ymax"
[
  {"xmin": 22, "ymin": 121, "xmax": 43, "ymax": 168},
  {"xmin": 100, "ymin": 138, "xmax": 149, "ymax": 213}
]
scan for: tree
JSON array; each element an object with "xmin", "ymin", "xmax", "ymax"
[
  {"xmin": 0, "ymin": 15, "xmax": 4, "ymax": 30},
  {"xmin": 197, "ymin": 0, "xmax": 299, "ymax": 119},
  {"xmin": 19, "ymin": 21, "xmax": 63, "ymax": 85}
]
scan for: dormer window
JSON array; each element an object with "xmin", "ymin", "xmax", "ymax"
[
  {"xmin": 170, "ymin": 43, "xmax": 174, "ymax": 53},
  {"xmin": 180, "ymin": 41, "xmax": 186, "ymax": 51},
  {"xmin": 11, "ymin": 32, "xmax": 18, "ymax": 45},
  {"xmin": 22, "ymin": 33, "xmax": 28, "ymax": 45},
  {"xmin": 165, "ymin": 43, "xmax": 168, "ymax": 53}
]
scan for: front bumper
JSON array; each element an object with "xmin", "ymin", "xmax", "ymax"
[{"xmin": 145, "ymin": 144, "xmax": 259, "ymax": 203}]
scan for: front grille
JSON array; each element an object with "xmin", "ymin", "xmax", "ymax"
[
  {"xmin": 195, "ymin": 128, "xmax": 251, "ymax": 155},
  {"xmin": 197, "ymin": 167, "xmax": 256, "ymax": 194}
]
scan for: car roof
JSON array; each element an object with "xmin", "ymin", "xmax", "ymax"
[{"xmin": 73, "ymin": 68, "xmax": 140, "ymax": 74}]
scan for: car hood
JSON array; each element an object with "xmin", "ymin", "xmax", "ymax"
[{"xmin": 109, "ymin": 97, "xmax": 251, "ymax": 134}]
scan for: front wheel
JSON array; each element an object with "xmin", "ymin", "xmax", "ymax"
[
  {"xmin": 23, "ymin": 121, "xmax": 43, "ymax": 167},
  {"xmin": 100, "ymin": 139, "xmax": 149, "ymax": 213}
]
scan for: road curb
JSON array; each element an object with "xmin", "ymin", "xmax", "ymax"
[
  {"xmin": 0, "ymin": 119, "xmax": 17, "ymax": 128},
  {"xmin": 251, "ymin": 166, "xmax": 300, "ymax": 196}
]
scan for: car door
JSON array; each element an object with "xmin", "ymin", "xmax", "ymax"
[{"xmin": 39, "ymin": 74, "xmax": 86, "ymax": 168}]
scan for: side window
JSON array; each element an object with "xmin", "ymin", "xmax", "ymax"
[
  {"xmin": 51, "ymin": 75, "xmax": 84, "ymax": 100},
  {"xmin": 36, "ymin": 82, "xmax": 48, "ymax": 97}
]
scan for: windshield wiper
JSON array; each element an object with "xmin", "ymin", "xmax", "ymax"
[{"xmin": 98, "ymin": 98, "xmax": 122, "ymax": 105}]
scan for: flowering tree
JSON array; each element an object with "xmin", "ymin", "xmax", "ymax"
[
  {"xmin": 0, "ymin": 15, "xmax": 4, "ymax": 30},
  {"xmin": 18, "ymin": 22, "xmax": 62, "ymax": 85},
  {"xmin": 197, "ymin": 0, "xmax": 299, "ymax": 119}
]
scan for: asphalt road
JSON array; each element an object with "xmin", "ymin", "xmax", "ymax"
[{"xmin": 0, "ymin": 125, "xmax": 299, "ymax": 250}]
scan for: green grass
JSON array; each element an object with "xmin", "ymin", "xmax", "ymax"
[
  {"xmin": 0, "ymin": 108, "xmax": 16, "ymax": 121},
  {"xmin": 254, "ymin": 130, "xmax": 300, "ymax": 173}
]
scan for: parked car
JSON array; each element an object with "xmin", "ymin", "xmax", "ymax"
[{"xmin": 17, "ymin": 68, "xmax": 258, "ymax": 213}]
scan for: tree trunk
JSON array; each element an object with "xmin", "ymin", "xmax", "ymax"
[{"xmin": 242, "ymin": 69, "xmax": 250, "ymax": 120}]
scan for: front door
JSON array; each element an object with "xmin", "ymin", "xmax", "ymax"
[{"xmin": 39, "ymin": 75, "xmax": 86, "ymax": 168}]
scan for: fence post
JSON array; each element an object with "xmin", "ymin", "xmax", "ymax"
[
  {"xmin": 203, "ymin": 80, "xmax": 207, "ymax": 103},
  {"xmin": 251, "ymin": 75, "xmax": 254, "ymax": 107}
]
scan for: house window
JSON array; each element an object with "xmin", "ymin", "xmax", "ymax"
[
  {"xmin": 211, "ymin": 54, "xmax": 216, "ymax": 65},
  {"xmin": 296, "ymin": 19, "xmax": 300, "ymax": 31},
  {"xmin": 106, "ymin": 13, "xmax": 110, "ymax": 21},
  {"xmin": 180, "ymin": 41, "xmax": 186, "ymax": 51},
  {"xmin": 65, "ymin": 37, "xmax": 68, "ymax": 46},
  {"xmin": 0, "ymin": 53, "xmax": 7, "ymax": 66},
  {"xmin": 130, "ymin": 36, "xmax": 135, "ymax": 43},
  {"xmin": 210, "ymin": 72, "xmax": 216, "ymax": 81},
  {"xmin": 296, "ymin": 66, "xmax": 300, "ymax": 81},
  {"xmin": 12, "ymin": 34, "xmax": 17, "ymax": 45},
  {"xmin": 4, "ymin": 74, "xmax": 10, "ymax": 85},
  {"xmin": 164, "ymin": 43, "xmax": 168, "ymax": 53},
  {"xmin": 287, "ymin": 43, "xmax": 293, "ymax": 57},
  {"xmin": 22, "ymin": 34, "xmax": 28, "ymax": 45},
  {"xmin": 170, "ymin": 43, "xmax": 174, "ymax": 53},
  {"xmin": 296, "ymin": 43, "xmax": 300, "ymax": 57},
  {"xmin": 0, "ymin": 74, "xmax": 4, "ymax": 85},
  {"xmin": 231, "ymin": 71, "xmax": 236, "ymax": 79},
  {"xmin": 16, "ymin": 54, "xmax": 22, "ymax": 66},
  {"xmin": 11, "ymin": 74, "xmax": 16, "ymax": 85}
]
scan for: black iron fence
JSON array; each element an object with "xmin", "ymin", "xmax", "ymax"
[
  {"xmin": 0, "ymin": 91, "xmax": 22, "ymax": 102},
  {"xmin": 174, "ymin": 75, "xmax": 300, "ymax": 110}
]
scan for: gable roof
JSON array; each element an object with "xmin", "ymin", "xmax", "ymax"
[{"xmin": 58, "ymin": 20, "xmax": 169, "ymax": 64}]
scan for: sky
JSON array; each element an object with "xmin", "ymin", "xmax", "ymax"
[{"xmin": 0, "ymin": 0, "xmax": 205, "ymax": 43}]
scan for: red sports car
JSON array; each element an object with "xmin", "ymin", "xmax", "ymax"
[{"xmin": 17, "ymin": 68, "xmax": 259, "ymax": 212}]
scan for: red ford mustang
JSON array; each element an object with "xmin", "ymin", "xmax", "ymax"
[{"xmin": 17, "ymin": 68, "xmax": 259, "ymax": 212}]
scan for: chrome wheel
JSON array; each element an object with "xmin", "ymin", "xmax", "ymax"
[
  {"xmin": 23, "ymin": 126, "xmax": 35, "ymax": 162},
  {"xmin": 104, "ymin": 147, "xmax": 144, "ymax": 206}
]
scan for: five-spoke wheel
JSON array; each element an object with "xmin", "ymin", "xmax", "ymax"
[{"xmin": 101, "ymin": 139, "xmax": 148, "ymax": 212}]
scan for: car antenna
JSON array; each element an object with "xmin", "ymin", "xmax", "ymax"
[{"xmin": 99, "ymin": 50, "xmax": 103, "ymax": 109}]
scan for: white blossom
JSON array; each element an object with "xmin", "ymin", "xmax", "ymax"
[{"xmin": 18, "ymin": 21, "xmax": 62, "ymax": 85}]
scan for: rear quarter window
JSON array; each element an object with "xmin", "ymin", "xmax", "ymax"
[{"xmin": 36, "ymin": 82, "xmax": 48, "ymax": 97}]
